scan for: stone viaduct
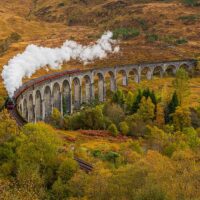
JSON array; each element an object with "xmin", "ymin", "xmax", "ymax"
[{"xmin": 15, "ymin": 59, "xmax": 196, "ymax": 123}]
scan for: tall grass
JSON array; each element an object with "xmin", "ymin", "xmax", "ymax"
[{"xmin": 113, "ymin": 28, "xmax": 140, "ymax": 40}]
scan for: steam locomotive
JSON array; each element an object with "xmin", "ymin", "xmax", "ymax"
[{"xmin": 5, "ymin": 97, "xmax": 15, "ymax": 110}]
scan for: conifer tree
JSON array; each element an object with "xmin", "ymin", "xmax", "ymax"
[
  {"xmin": 165, "ymin": 91, "xmax": 179, "ymax": 123},
  {"xmin": 143, "ymin": 88, "xmax": 150, "ymax": 99},
  {"xmin": 131, "ymin": 89, "xmax": 142, "ymax": 113},
  {"xmin": 112, "ymin": 89, "xmax": 125, "ymax": 107},
  {"xmin": 150, "ymin": 90, "xmax": 157, "ymax": 105}
]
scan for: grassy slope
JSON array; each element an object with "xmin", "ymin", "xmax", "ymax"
[{"xmin": 0, "ymin": 0, "xmax": 199, "ymax": 100}]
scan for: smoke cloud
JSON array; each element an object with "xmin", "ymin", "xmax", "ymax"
[{"xmin": 1, "ymin": 31, "xmax": 120, "ymax": 97}]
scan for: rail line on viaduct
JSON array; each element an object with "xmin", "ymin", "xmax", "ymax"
[{"xmin": 13, "ymin": 59, "xmax": 196, "ymax": 123}]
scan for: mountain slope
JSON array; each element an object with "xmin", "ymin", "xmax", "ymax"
[{"xmin": 0, "ymin": 0, "xmax": 199, "ymax": 97}]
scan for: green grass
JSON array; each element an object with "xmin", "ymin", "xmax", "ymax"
[
  {"xmin": 176, "ymin": 37, "xmax": 188, "ymax": 45},
  {"xmin": 178, "ymin": 14, "xmax": 200, "ymax": 24},
  {"xmin": 145, "ymin": 33, "xmax": 188, "ymax": 45},
  {"xmin": 181, "ymin": 0, "xmax": 199, "ymax": 6},
  {"xmin": 113, "ymin": 28, "xmax": 140, "ymax": 40},
  {"xmin": 146, "ymin": 34, "xmax": 159, "ymax": 42}
]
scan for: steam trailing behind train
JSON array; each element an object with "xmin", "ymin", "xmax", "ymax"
[
  {"xmin": 1, "ymin": 31, "xmax": 120, "ymax": 97},
  {"xmin": 5, "ymin": 69, "xmax": 81, "ymax": 110}
]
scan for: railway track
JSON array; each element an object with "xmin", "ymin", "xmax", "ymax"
[
  {"xmin": 74, "ymin": 157, "xmax": 93, "ymax": 172},
  {"xmin": 8, "ymin": 108, "xmax": 27, "ymax": 127},
  {"xmin": 7, "ymin": 107, "xmax": 93, "ymax": 172}
]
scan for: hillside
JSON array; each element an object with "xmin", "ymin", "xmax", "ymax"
[
  {"xmin": 0, "ymin": 0, "xmax": 199, "ymax": 97},
  {"xmin": 1, "ymin": 1, "xmax": 200, "ymax": 199}
]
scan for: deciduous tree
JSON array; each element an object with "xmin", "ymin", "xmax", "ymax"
[
  {"xmin": 173, "ymin": 106, "xmax": 191, "ymax": 131},
  {"xmin": 137, "ymin": 97, "xmax": 155, "ymax": 122},
  {"xmin": 173, "ymin": 68, "xmax": 190, "ymax": 106}
]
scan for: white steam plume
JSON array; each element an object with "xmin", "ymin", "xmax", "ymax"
[{"xmin": 1, "ymin": 31, "xmax": 120, "ymax": 97}]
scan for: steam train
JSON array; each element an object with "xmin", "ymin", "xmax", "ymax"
[
  {"xmin": 5, "ymin": 69, "xmax": 81, "ymax": 111},
  {"xmin": 5, "ymin": 97, "xmax": 16, "ymax": 110}
]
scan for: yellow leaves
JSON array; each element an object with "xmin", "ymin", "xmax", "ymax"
[
  {"xmin": 172, "ymin": 148, "xmax": 195, "ymax": 162},
  {"xmin": 145, "ymin": 150, "xmax": 173, "ymax": 171},
  {"xmin": 0, "ymin": 109, "xmax": 19, "ymax": 144},
  {"xmin": 137, "ymin": 96, "xmax": 155, "ymax": 122},
  {"xmin": 156, "ymin": 103, "xmax": 165, "ymax": 127},
  {"xmin": 172, "ymin": 106, "xmax": 191, "ymax": 131}
]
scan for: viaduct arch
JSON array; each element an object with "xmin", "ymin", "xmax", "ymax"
[{"xmin": 16, "ymin": 59, "xmax": 196, "ymax": 123}]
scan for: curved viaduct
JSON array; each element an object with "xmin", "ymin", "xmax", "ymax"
[{"xmin": 14, "ymin": 59, "xmax": 196, "ymax": 123}]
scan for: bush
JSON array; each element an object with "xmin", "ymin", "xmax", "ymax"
[
  {"xmin": 178, "ymin": 15, "xmax": 200, "ymax": 24},
  {"xmin": 104, "ymin": 151, "xmax": 120, "ymax": 164},
  {"xmin": 50, "ymin": 108, "xmax": 62, "ymax": 128},
  {"xmin": 9, "ymin": 32, "xmax": 21, "ymax": 42},
  {"xmin": 113, "ymin": 28, "xmax": 140, "ymax": 40},
  {"xmin": 146, "ymin": 34, "xmax": 159, "ymax": 42},
  {"xmin": 108, "ymin": 123, "xmax": 118, "ymax": 137},
  {"xmin": 162, "ymin": 35, "xmax": 177, "ymax": 44},
  {"xmin": 57, "ymin": 159, "xmax": 78, "ymax": 183},
  {"xmin": 125, "ymin": 114, "xmax": 147, "ymax": 137},
  {"xmin": 119, "ymin": 121, "xmax": 129, "ymax": 135},
  {"xmin": 129, "ymin": 141, "xmax": 143, "ymax": 154},
  {"xmin": 52, "ymin": 178, "xmax": 68, "ymax": 199},
  {"xmin": 92, "ymin": 149, "xmax": 102, "ymax": 158},
  {"xmin": 67, "ymin": 112, "xmax": 83, "ymax": 130},
  {"xmin": 181, "ymin": 0, "xmax": 199, "ymax": 6},
  {"xmin": 63, "ymin": 106, "xmax": 105, "ymax": 130},
  {"xmin": 163, "ymin": 143, "xmax": 177, "ymax": 157},
  {"xmin": 176, "ymin": 37, "xmax": 188, "ymax": 45},
  {"xmin": 183, "ymin": 127, "xmax": 200, "ymax": 149},
  {"xmin": 0, "ymin": 32, "xmax": 21, "ymax": 56},
  {"xmin": 80, "ymin": 106, "xmax": 105, "ymax": 129},
  {"xmin": 103, "ymin": 103, "xmax": 125, "ymax": 126},
  {"xmin": 112, "ymin": 89, "xmax": 126, "ymax": 106}
]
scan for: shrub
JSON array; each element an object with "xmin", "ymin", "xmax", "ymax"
[
  {"xmin": 137, "ymin": 97, "xmax": 155, "ymax": 122},
  {"xmin": 119, "ymin": 121, "xmax": 129, "ymax": 135},
  {"xmin": 63, "ymin": 106, "xmax": 105, "ymax": 130},
  {"xmin": 80, "ymin": 106, "xmax": 105, "ymax": 129},
  {"xmin": 129, "ymin": 141, "xmax": 143, "ymax": 154},
  {"xmin": 57, "ymin": 159, "xmax": 78, "ymax": 183},
  {"xmin": 112, "ymin": 89, "xmax": 126, "ymax": 106},
  {"xmin": 125, "ymin": 114, "xmax": 147, "ymax": 137},
  {"xmin": 9, "ymin": 32, "xmax": 21, "ymax": 42},
  {"xmin": 181, "ymin": 0, "xmax": 199, "ymax": 6},
  {"xmin": 67, "ymin": 112, "xmax": 83, "ymax": 130},
  {"xmin": 176, "ymin": 37, "xmax": 188, "ymax": 45},
  {"xmin": 50, "ymin": 108, "xmax": 62, "ymax": 128},
  {"xmin": 104, "ymin": 151, "xmax": 120, "ymax": 164},
  {"xmin": 161, "ymin": 35, "xmax": 177, "ymax": 44},
  {"xmin": 108, "ymin": 123, "xmax": 118, "ymax": 137},
  {"xmin": 183, "ymin": 127, "xmax": 200, "ymax": 149},
  {"xmin": 52, "ymin": 178, "xmax": 68, "ymax": 199},
  {"xmin": 113, "ymin": 27, "xmax": 140, "ymax": 40},
  {"xmin": 163, "ymin": 143, "xmax": 177, "ymax": 157},
  {"xmin": 161, "ymin": 35, "xmax": 188, "ymax": 45},
  {"xmin": 173, "ymin": 106, "xmax": 191, "ymax": 131},
  {"xmin": 0, "ymin": 32, "xmax": 21, "ymax": 56},
  {"xmin": 125, "ymin": 91, "xmax": 135, "ymax": 112},
  {"xmin": 92, "ymin": 149, "xmax": 102, "ymax": 158},
  {"xmin": 137, "ymin": 18, "xmax": 148, "ymax": 30},
  {"xmin": 146, "ymin": 34, "xmax": 159, "ymax": 42},
  {"xmin": 178, "ymin": 15, "xmax": 200, "ymax": 24},
  {"xmin": 103, "ymin": 103, "xmax": 125, "ymax": 126}
]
